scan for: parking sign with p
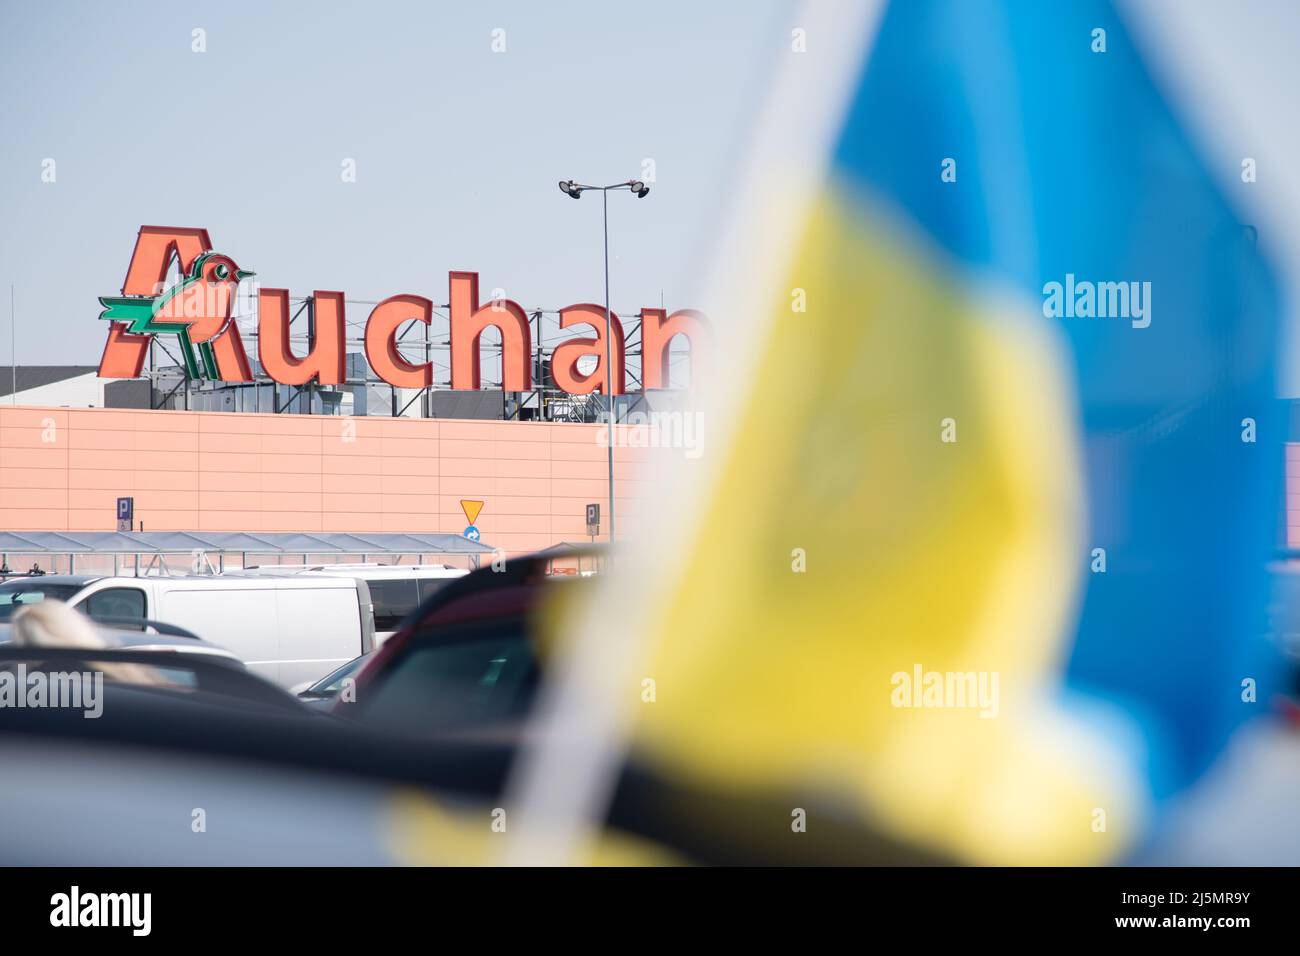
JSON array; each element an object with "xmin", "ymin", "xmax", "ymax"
[{"xmin": 116, "ymin": 496, "xmax": 133, "ymax": 532}]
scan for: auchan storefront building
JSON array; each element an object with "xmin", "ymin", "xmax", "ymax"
[
  {"xmin": 0, "ymin": 405, "xmax": 655, "ymax": 557},
  {"xmin": 0, "ymin": 226, "xmax": 703, "ymax": 557}
]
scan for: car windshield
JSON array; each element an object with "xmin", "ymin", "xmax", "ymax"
[
  {"xmin": 0, "ymin": 583, "xmax": 84, "ymax": 621},
  {"xmin": 303, "ymin": 653, "xmax": 372, "ymax": 696},
  {"xmin": 355, "ymin": 616, "xmax": 536, "ymax": 733}
]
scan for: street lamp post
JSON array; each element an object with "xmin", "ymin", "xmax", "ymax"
[{"xmin": 557, "ymin": 178, "xmax": 650, "ymax": 545}]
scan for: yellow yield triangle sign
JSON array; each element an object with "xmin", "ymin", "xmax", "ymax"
[{"xmin": 460, "ymin": 499, "xmax": 484, "ymax": 525}]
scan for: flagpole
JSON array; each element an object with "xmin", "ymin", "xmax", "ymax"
[{"xmin": 509, "ymin": 0, "xmax": 885, "ymax": 867}]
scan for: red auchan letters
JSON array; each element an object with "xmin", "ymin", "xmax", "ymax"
[{"xmin": 98, "ymin": 226, "xmax": 706, "ymax": 395}]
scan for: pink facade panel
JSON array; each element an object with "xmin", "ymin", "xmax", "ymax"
[{"xmin": 0, "ymin": 405, "xmax": 669, "ymax": 555}]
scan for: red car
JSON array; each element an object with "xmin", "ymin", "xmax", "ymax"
[{"xmin": 335, "ymin": 552, "xmax": 583, "ymax": 736}]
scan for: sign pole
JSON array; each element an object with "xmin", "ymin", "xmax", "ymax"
[{"xmin": 602, "ymin": 189, "xmax": 616, "ymax": 545}]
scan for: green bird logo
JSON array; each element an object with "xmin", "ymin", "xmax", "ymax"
[{"xmin": 99, "ymin": 251, "xmax": 254, "ymax": 379}]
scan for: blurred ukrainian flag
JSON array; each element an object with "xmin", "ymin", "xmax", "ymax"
[{"xmin": 521, "ymin": 0, "xmax": 1282, "ymax": 865}]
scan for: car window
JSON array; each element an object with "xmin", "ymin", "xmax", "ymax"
[
  {"xmin": 0, "ymin": 583, "xmax": 84, "ymax": 620},
  {"xmin": 368, "ymin": 578, "xmax": 420, "ymax": 631},
  {"xmin": 81, "ymin": 587, "xmax": 147, "ymax": 627},
  {"xmin": 356, "ymin": 617, "xmax": 535, "ymax": 732},
  {"xmin": 417, "ymin": 578, "xmax": 455, "ymax": 603}
]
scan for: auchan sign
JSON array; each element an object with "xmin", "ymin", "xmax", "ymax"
[{"xmin": 98, "ymin": 226, "xmax": 706, "ymax": 394}]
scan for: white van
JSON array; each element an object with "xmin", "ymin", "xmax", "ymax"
[
  {"xmin": 230, "ymin": 563, "xmax": 467, "ymax": 644},
  {"xmin": 0, "ymin": 574, "xmax": 374, "ymax": 688}
]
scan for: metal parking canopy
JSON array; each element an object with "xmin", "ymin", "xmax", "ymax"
[{"xmin": 0, "ymin": 530, "xmax": 494, "ymax": 556}]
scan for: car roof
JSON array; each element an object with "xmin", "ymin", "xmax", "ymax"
[
  {"xmin": 2, "ymin": 573, "xmax": 362, "ymax": 588},
  {"xmin": 0, "ymin": 646, "xmax": 294, "ymax": 712},
  {"xmin": 0, "ymin": 574, "xmax": 102, "ymax": 587},
  {"xmin": 231, "ymin": 566, "xmax": 466, "ymax": 579},
  {"xmin": 397, "ymin": 550, "xmax": 593, "ymax": 635},
  {"xmin": 151, "ymin": 575, "xmax": 360, "ymax": 589},
  {"xmin": 327, "ymin": 567, "xmax": 467, "ymax": 577},
  {"xmin": 95, "ymin": 631, "xmax": 238, "ymax": 657},
  {"xmin": 0, "ymin": 621, "xmax": 237, "ymax": 658}
]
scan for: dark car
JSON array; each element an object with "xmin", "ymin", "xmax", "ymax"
[
  {"xmin": 0, "ymin": 645, "xmax": 519, "ymax": 864},
  {"xmin": 337, "ymin": 553, "xmax": 576, "ymax": 734},
  {"xmin": 0, "ymin": 644, "xmax": 308, "ymax": 715},
  {"xmin": 0, "ymin": 554, "xmax": 943, "ymax": 864},
  {"xmin": 326, "ymin": 550, "xmax": 949, "ymax": 864}
]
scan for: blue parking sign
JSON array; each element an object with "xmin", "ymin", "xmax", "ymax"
[{"xmin": 116, "ymin": 496, "xmax": 134, "ymax": 532}]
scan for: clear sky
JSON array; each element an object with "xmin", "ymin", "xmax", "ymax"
[{"xmin": 3, "ymin": 0, "xmax": 1299, "ymax": 392}]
